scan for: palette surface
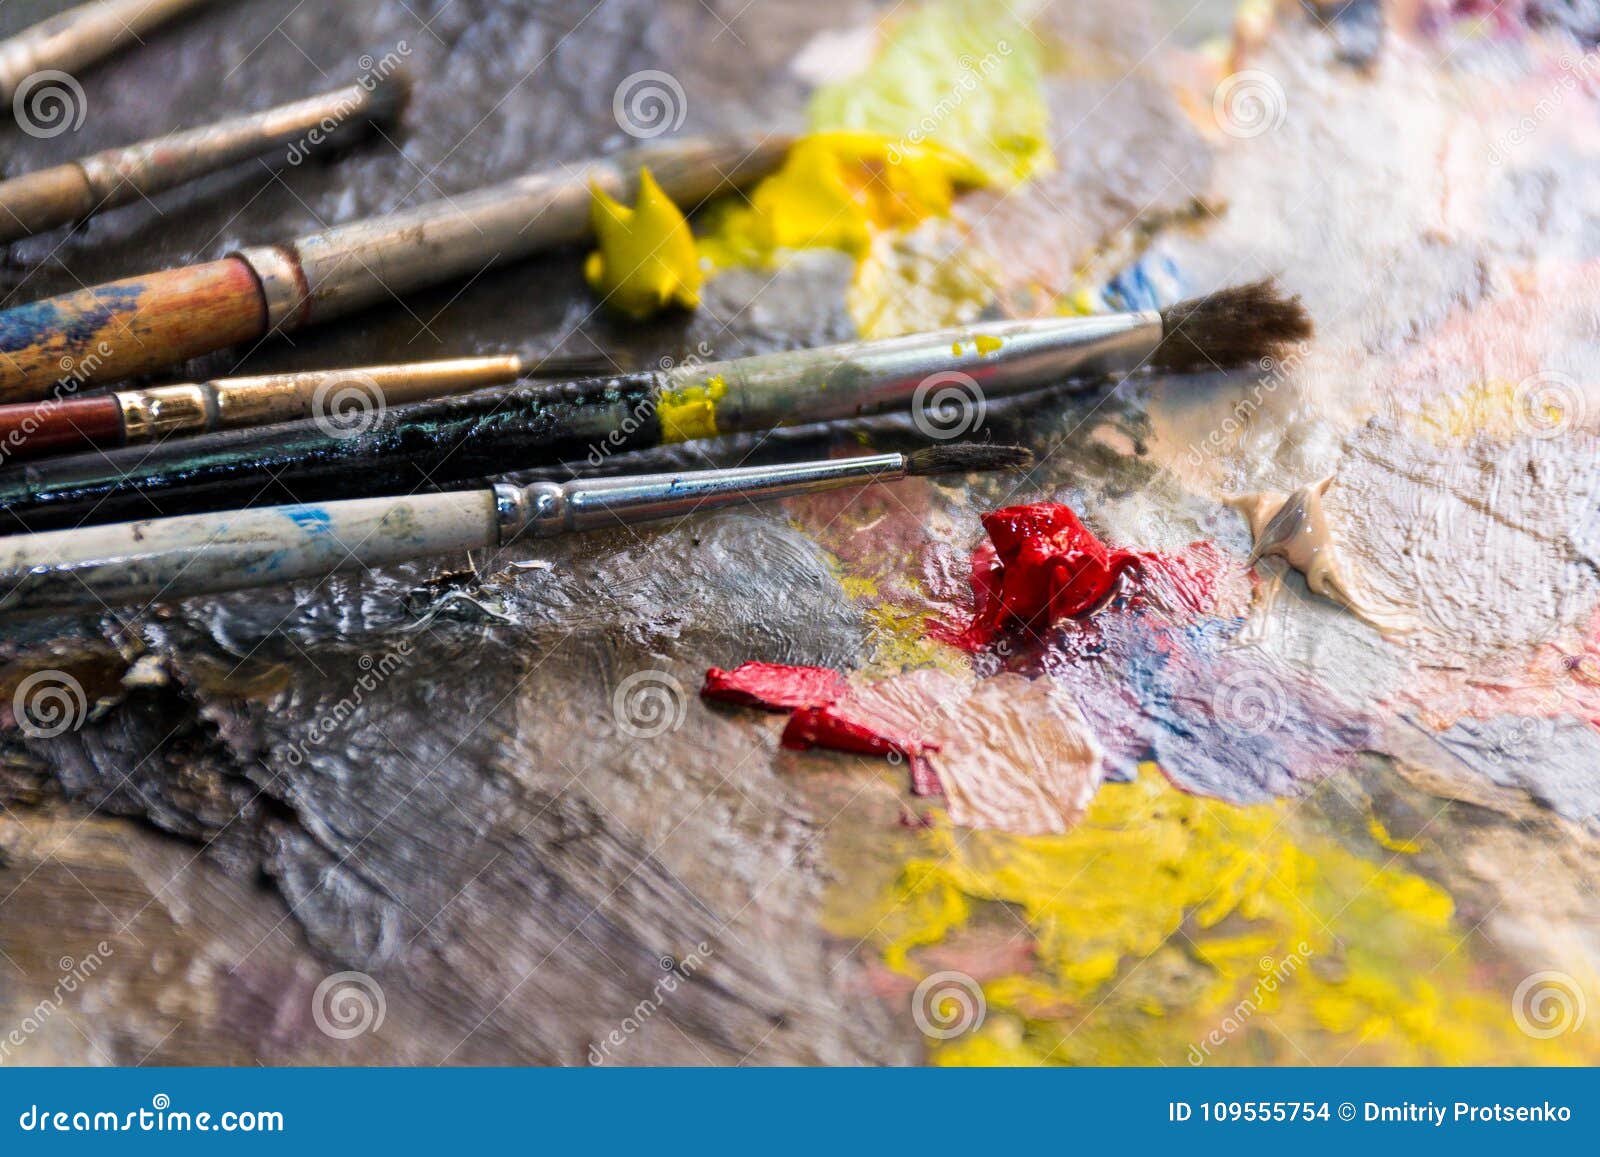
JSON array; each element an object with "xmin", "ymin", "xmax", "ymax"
[{"xmin": 2, "ymin": 0, "xmax": 1599, "ymax": 1065}]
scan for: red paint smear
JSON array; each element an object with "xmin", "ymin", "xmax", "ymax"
[
  {"xmin": 928, "ymin": 504, "xmax": 1244, "ymax": 653},
  {"xmin": 703, "ymin": 662, "xmax": 945, "ymax": 796},
  {"xmin": 701, "ymin": 662, "xmax": 846, "ymax": 711},
  {"xmin": 930, "ymin": 504, "xmax": 1138, "ymax": 651}
]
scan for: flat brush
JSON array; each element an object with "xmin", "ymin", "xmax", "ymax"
[
  {"xmin": 0, "ymin": 443, "xmax": 1031, "ymax": 614},
  {"xmin": 0, "ymin": 0, "xmax": 212, "ymax": 109},
  {"xmin": 0, "ymin": 74, "xmax": 410, "ymax": 244},
  {"xmin": 0, "ymin": 133, "xmax": 789, "ymax": 401},
  {"xmin": 0, "ymin": 353, "xmax": 612, "ymax": 464},
  {"xmin": 0, "ymin": 280, "xmax": 1309, "ymax": 532}
]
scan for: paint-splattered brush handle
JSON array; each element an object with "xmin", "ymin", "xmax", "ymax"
[
  {"xmin": 0, "ymin": 0, "xmax": 213, "ymax": 107},
  {"xmin": 0, "ymin": 135, "xmax": 787, "ymax": 402},
  {"xmin": 0, "ymin": 258, "xmax": 267, "ymax": 404},
  {"xmin": 0, "ymin": 451, "xmax": 924, "ymax": 613},
  {"xmin": 0, "ymin": 74, "xmax": 408, "ymax": 244},
  {"xmin": 0, "ymin": 489, "xmax": 500, "ymax": 613}
]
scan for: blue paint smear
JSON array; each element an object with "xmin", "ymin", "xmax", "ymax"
[
  {"xmin": 285, "ymin": 507, "xmax": 333, "ymax": 534},
  {"xmin": 0, "ymin": 283, "xmax": 145, "ymax": 353},
  {"xmin": 1102, "ymin": 252, "xmax": 1185, "ymax": 313},
  {"xmin": 1046, "ymin": 615, "xmax": 1375, "ymax": 804}
]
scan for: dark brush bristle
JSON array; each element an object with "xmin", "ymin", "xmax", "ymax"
[
  {"xmin": 366, "ymin": 68, "xmax": 414, "ymax": 124},
  {"xmin": 1153, "ymin": 279, "xmax": 1313, "ymax": 373},
  {"xmin": 905, "ymin": 443, "xmax": 1033, "ymax": 476}
]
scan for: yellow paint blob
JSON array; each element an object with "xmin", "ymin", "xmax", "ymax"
[
  {"xmin": 584, "ymin": 167, "xmax": 702, "ymax": 320},
  {"xmin": 699, "ymin": 132, "xmax": 987, "ymax": 268},
  {"xmin": 656, "ymin": 374, "xmax": 727, "ymax": 443},
  {"xmin": 1410, "ymin": 377, "xmax": 1573, "ymax": 445},
  {"xmin": 829, "ymin": 768, "xmax": 1597, "ymax": 1065}
]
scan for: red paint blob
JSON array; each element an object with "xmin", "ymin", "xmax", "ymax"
[
  {"xmin": 931, "ymin": 503, "xmax": 1139, "ymax": 651},
  {"xmin": 701, "ymin": 662, "xmax": 847, "ymax": 711}
]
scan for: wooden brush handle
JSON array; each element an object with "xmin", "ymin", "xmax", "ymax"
[
  {"xmin": 0, "ymin": 489, "xmax": 500, "ymax": 614},
  {"xmin": 0, "ymin": 258, "xmax": 267, "ymax": 403},
  {"xmin": 0, "ymin": 393, "xmax": 124, "ymax": 462}
]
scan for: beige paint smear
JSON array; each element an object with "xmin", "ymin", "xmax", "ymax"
[
  {"xmin": 929, "ymin": 673, "xmax": 1104, "ymax": 835},
  {"xmin": 1230, "ymin": 478, "xmax": 1416, "ymax": 636}
]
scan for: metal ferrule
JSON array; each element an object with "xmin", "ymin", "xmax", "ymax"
[
  {"xmin": 111, "ymin": 355, "xmax": 525, "ymax": 439},
  {"xmin": 0, "ymin": 0, "xmax": 211, "ymax": 104},
  {"xmin": 233, "ymin": 134, "xmax": 790, "ymax": 333},
  {"xmin": 73, "ymin": 75, "xmax": 403, "ymax": 209},
  {"xmin": 660, "ymin": 312, "xmax": 1164, "ymax": 433},
  {"xmin": 117, "ymin": 383, "xmax": 213, "ymax": 443},
  {"xmin": 494, "ymin": 452, "xmax": 907, "ymax": 544}
]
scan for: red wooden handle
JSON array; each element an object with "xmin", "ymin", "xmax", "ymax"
[
  {"xmin": 0, "ymin": 258, "xmax": 267, "ymax": 404},
  {"xmin": 0, "ymin": 394, "xmax": 125, "ymax": 464}
]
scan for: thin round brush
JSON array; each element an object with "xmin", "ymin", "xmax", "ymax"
[
  {"xmin": 0, "ymin": 0, "xmax": 213, "ymax": 109},
  {"xmin": 0, "ymin": 133, "xmax": 790, "ymax": 401},
  {"xmin": 0, "ymin": 444, "xmax": 1032, "ymax": 614},
  {"xmin": 0, "ymin": 353, "xmax": 611, "ymax": 463},
  {"xmin": 0, "ymin": 73, "xmax": 410, "ymax": 244},
  {"xmin": 0, "ymin": 281, "xmax": 1312, "ymax": 532}
]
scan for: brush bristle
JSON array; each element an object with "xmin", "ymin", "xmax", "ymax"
[
  {"xmin": 905, "ymin": 443, "xmax": 1033, "ymax": 476},
  {"xmin": 1153, "ymin": 279, "xmax": 1312, "ymax": 373},
  {"xmin": 366, "ymin": 68, "xmax": 413, "ymax": 124}
]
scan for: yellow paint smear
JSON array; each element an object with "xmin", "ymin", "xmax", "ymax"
[
  {"xmin": 1410, "ymin": 377, "xmax": 1568, "ymax": 445},
  {"xmin": 584, "ymin": 167, "xmax": 702, "ymax": 320},
  {"xmin": 830, "ymin": 768, "xmax": 1595, "ymax": 1064},
  {"xmin": 657, "ymin": 374, "xmax": 727, "ymax": 444}
]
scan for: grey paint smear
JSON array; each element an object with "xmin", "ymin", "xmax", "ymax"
[{"xmin": 1429, "ymin": 714, "xmax": 1600, "ymax": 827}]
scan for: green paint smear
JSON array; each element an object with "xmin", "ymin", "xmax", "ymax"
[{"xmin": 808, "ymin": 0, "xmax": 1053, "ymax": 186}]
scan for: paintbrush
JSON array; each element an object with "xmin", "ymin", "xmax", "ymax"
[
  {"xmin": 0, "ymin": 73, "xmax": 410, "ymax": 244},
  {"xmin": 0, "ymin": 353, "xmax": 612, "ymax": 464},
  {"xmin": 0, "ymin": 132, "xmax": 789, "ymax": 402},
  {"xmin": 0, "ymin": 443, "xmax": 1031, "ymax": 614},
  {"xmin": 0, "ymin": 0, "xmax": 213, "ymax": 110},
  {"xmin": 0, "ymin": 280, "xmax": 1310, "ymax": 532}
]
